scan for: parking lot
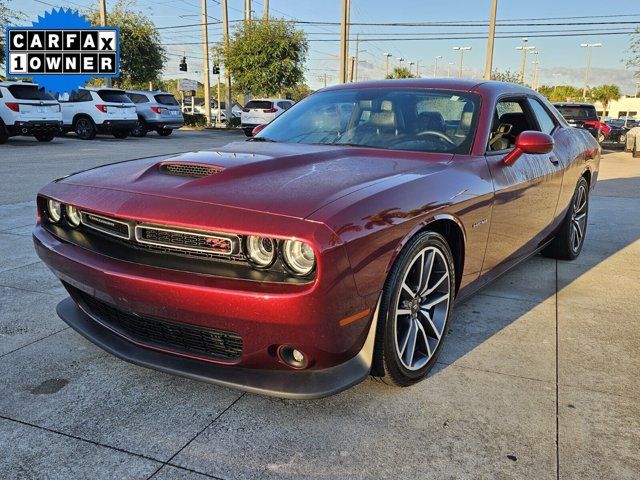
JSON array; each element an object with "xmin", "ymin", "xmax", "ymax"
[{"xmin": 0, "ymin": 133, "xmax": 638, "ymax": 479}]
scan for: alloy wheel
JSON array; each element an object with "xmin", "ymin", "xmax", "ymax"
[
  {"xmin": 76, "ymin": 119, "xmax": 91, "ymax": 138},
  {"xmin": 394, "ymin": 246, "xmax": 451, "ymax": 371},
  {"xmin": 571, "ymin": 183, "xmax": 588, "ymax": 253}
]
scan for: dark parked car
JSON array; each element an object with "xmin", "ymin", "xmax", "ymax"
[
  {"xmin": 34, "ymin": 79, "xmax": 599, "ymax": 399},
  {"xmin": 604, "ymin": 119, "xmax": 630, "ymax": 145},
  {"xmin": 553, "ymin": 102, "xmax": 611, "ymax": 142}
]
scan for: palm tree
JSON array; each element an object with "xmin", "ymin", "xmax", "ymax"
[{"xmin": 589, "ymin": 84, "xmax": 621, "ymax": 122}]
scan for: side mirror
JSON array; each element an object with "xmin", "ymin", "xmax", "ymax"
[
  {"xmin": 251, "ymin": 124, "xmax": 267, "ymax": 136},
  {"xmin": 503, "ymin": 131, "xmax": 555, "ymax": 166}
]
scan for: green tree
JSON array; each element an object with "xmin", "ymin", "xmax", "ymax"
[
  {"xmin": 221, "ymin": 19, "xmax": 308, "ymax": 96},
  {"xmin": 281, "ymin": 83, "xmax": 314, "ymax": 102},
  {"xmin": 589, "ymin": 84, "xmax": 621, "ymax": 121},
  {"xmin": 385, "ymin": 67, "xmax": 415, "ymax": 79},
  {"xmin": 88, "ymin": 0, "xmax": 166, "ymax": 88},
  {"xmin": 490, "ymin": 69, "xmax": 520, "ymax": 83},
  {"xmin": 626, "ymin": 29, "xmax": 640, "ymax": 78},
  {"xmin": 537, "ymin": 84, "xmax": 583, "ymax": 103}
]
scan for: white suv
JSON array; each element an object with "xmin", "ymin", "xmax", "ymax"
[
  {"xmin": 0, "ymin": 81, "xmax": 63, "ymax": 143},
  {"xmin": 240, "ymin": 98, "xmax": 294, "ymax": 136},
  {"xmin": 58, "ymin": 87, "xmax": 137, "ymax": 140}
]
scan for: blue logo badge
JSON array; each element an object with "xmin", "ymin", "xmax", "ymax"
[{"xmin": 5, "ymin": 9, "xmax": 120, "ymax": 95}]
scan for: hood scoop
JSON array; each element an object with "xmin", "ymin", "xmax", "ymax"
[{"xmin": 159, "ymin": 161, "xmax": 224, "ymax": 178}]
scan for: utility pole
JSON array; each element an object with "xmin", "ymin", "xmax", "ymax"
[
  {"xmin": 98, "ymin": 0, "xmax": 112, "ymax": 87},
  {"xmin": 453, "ymin": 47, "xmax": 471, "ymax": 78},
  {"xmin": 384, "ymin": 52, "xmax": 392, "ymax": 78},
  {"xmin": 245, "ymin": 0, "xmax": 251, "ymax": 23},
  {"xmin": 484, "ymin": 0, "xmax": 498, "ymax": 80},
  {"xmin": 581, "ymin": 43, "xmax": 602, "ymax": 100},
  {"xmin": 516, "ymin": 38, "xmax": 535, "ymax": 85},
  {"xmin": 222, "ymin": 0, "xmax": 232, "ymax": 124},
  {"xmin": 201, "ymin": 0, "xmax": 212, "ymax": 124},
  {"xmin": 354, "ymin": 33, "xmax": 360, "ymax": 81},
  {"xmin": 434, "ymin": 55, "xmax": 442, "ymax": 77},
  {"xmin": 338, "ymin": 0, "xmax": 350, "ymax": 83},
  {"xmin": 263, "ymin": 0, "xmax": 269, "ymax": 21}
]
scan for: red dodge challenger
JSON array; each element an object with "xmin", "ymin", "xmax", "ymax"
[{"xmin": 34, "ymin": 79, "xmax": 599, "ymax": 398}]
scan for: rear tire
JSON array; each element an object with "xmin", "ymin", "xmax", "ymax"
[
  {"xmin": 74, "ymin": 117, "xmax": 97, "ymax": 140},
  {"xmin": 543, "ymin": 177, "xmax": 589, "ymax": 260},
  {"xmin": 34, "ymin": 133, "xmax": 55, "ymax": 142},
  {"xmin": 112, "ymin": 130, "xmax": 129, "ymax": 139},
  {"xmin": 0, "ymin": 121, "xmax": 8, "ymax": 144},
  {"xmin": 157, "ymin": 128, "xmax": 173, "ymax": 136},
  {"xmin": 372, "ymin": 231, "xmax": 455, "ymax": 386}
]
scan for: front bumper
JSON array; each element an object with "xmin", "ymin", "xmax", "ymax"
[
  {"xmin": 7, "ymin": 120, "xmax": 63, "ymax": 136},
  {"xmin": 57, "ymin": 296, "xmax": 376, "ymax": 399}
]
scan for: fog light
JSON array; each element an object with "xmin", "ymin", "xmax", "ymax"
[
  {"xmin": 66, "ymin": 205, "xmax": 81, "ymax": 227},
  {"xmin": 278, "ymin": 346, "xmax": 309, "ymax": 369},
  {"xmin": 46, "ymin": 199, "xmax": 62, "ymax": 223}
]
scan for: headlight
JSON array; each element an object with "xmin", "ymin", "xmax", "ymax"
[
  {"xmin": 46, "ymin": 199, "xmax": 62, "ymax": 223},
  {"xmin": 282, "ymin": 239, "xmax": 315, "ymax": 276},
  {"xmin": 245, "ymin": 235, "xmax": 277, "ymax": 268},
  {"xmin": 66, "ymin": 205, "xmax": 81, "ymax": 227}
]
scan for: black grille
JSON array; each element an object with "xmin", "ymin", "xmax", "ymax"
[
  {"xmin": 81, "ymin": 212, "xmax": 130, "ymax": 239},
  {"xmin": 160, "ymin": 163, "xmax": 222, "ymax": 177},
  {"xmin": 136, "ymin": 226, "xmax": 234, "ymax": 255},
  {"xmin": 68, "ymin": 285, "xmax": 243, "ymax": 361}
]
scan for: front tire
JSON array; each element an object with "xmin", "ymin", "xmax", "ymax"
[
  {"xmin": 112, "ymin": 130, "xmax": 129, "ymax": 139},
  {"xmin": 373, "ymin": 232, "xmax": 455, "ymax": 386},
  {"xmin": 34, "ymin": 133, "xmax": 55, "ymax": 142},
  {"xmin": 543, "ymin": 177, "xmax": 589, "ymax": 260},
  {"xmin": 157, "ymin": 128, "xmax": 173, "ymax": 136}
]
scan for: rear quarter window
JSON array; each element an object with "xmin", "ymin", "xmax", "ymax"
[{"xmin": 8, "ymin": 85, "xmax": 55, "ymax": 101}]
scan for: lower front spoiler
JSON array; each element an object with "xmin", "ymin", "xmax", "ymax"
[{"xmin": 57, "ymin": 297, "xmax": 377, "ymax": 400}]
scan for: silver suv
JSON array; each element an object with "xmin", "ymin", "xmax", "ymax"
[
  {"xmin": 126, "ymin": 90, "xmax": 184, "ymax": 137},
  {"xmin": 0, "ymin": 81, "xmax": 63, "ymax": 143}
]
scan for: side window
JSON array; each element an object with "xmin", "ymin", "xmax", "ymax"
[
  {"xmin": 277, "ymin": 101, "xmax": 291, "ymax": 110},
  {"xmin": 489, "ymin": 98, "xmax": 537, "ymax": 151},
  {"xmin": 130, "ymin": 93, "xmax": 148, "ymax": 104},
  {"xmin": 75, "ymin": 90, "xmax": 92, "ymax": 102},
  {"xmin": 528, "ymin": 99, "xmax": 556, "ymax": 135}
]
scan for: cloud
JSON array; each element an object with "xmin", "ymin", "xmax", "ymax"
[{"xmin": 537, "ymin": 67, "xmax": 638, "ymax": 95}]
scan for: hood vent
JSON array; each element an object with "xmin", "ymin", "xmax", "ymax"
[{"xmin": 159, "ymin": 162, "xmax": 223, "ymax": 178}]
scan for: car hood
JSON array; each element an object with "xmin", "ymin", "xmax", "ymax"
[{"xmin": 59, "ymin": 142, "xmax": 452, "ymax": 219}]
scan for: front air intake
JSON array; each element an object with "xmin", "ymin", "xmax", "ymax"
[{"xmin": 159, "ymin": 162, "xmax": 223, "ymax": 178}]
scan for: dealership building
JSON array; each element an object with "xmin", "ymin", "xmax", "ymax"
[{"xmin": 594, "ymin": 96, "xmax": 640, "ymax": 120}]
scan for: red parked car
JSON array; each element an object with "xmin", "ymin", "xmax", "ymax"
[{"xmin": 34, "ymin": 79, "xmax": 599, "ymax": 398}]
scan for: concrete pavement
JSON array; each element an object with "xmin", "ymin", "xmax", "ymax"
[{"xmin": 0, "ymin": 136, "xmax": 638, "ymax": 479}]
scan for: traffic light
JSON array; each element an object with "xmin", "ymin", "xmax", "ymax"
[
  {"xmin": 179, "ymin": 56, "xmax": 187, "ymax": 72},
  {"xmin": 212, "ymin": 63, "xmax": 220, "ymax": 75}
]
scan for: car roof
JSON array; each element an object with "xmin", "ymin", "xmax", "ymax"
[{"xmin": 84, "ymin": 86, "xmax": 127, "ymax": 92}]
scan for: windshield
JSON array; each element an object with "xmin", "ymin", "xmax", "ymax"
[
  {"xmin": 255, "ymin": 88, "xmax": 480, "ymax": 154},
  {"xmin": 556, "ymin": 106, "xmax": 597, "ymax": 120}
]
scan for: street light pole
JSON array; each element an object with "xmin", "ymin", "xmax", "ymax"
[
  {"xmin": 516, "ymin": 38, "xmax": 535, "ymax": 85},
  {"xmin": 397, "ymin": 57, "xmax": 405, "ymax": 70},
  {"xmin": 581, "ymin": 43, "xmax": 602, "ymax": 100},
  {"xmin": 434, "ymin": 55, "xmax": 443, "ymax": 78},
  {"xmin": 447, "ymin": 62, "xmax": 454, "ymax": 78},
  {"xmin": 221, "ymin": 0, "xmax": 232, "ymax": 124},
  {"xmin": 531, "ymin": 60, "xmax": 540, "ymax": 91},
  {"xmin": 453, "ymin": 47, "xmax": 471, "ymax": 78},
  {"xmin": 484, "ymin": 0, "xmax": 498, "ymax": 80},
  {"xmin": 384, "ymin": 52, "xmax": 392, "ymax": 78},
  {"xmin": 200, "ymin": 0, "xmax": 212, "ymax": 124}
]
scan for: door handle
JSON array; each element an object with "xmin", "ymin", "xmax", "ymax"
[{"xmin": 549, "ymin": 156, "xmax": 559, "ymax": 165}]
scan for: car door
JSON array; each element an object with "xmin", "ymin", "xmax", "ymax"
[{"xmin": 481, "ymin": 96, "xmax": 564, "ymax": 277}]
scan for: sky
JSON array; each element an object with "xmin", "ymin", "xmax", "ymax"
[{"xmin": 10, "ymin": 0, "xmax": 640, "ymax": 95}]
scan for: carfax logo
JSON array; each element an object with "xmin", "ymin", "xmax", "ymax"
[{"xmin": 5, "ymin": 9, "xmax": 120, "ymax": 94}]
